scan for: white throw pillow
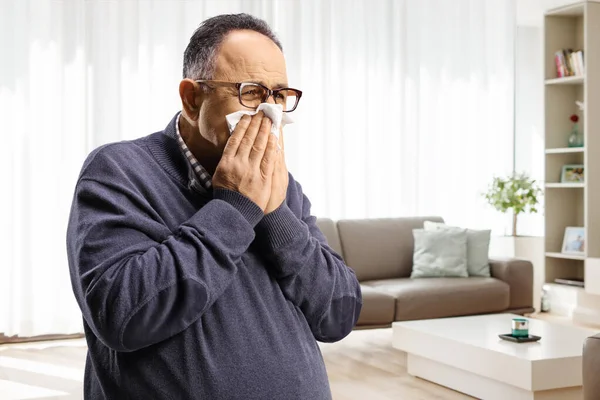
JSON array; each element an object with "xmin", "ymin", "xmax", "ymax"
[
  {"xmin": 423, "ymin": 221, "xmax": 491, "ymax": 277},
  {"xmin": 411, "ymin": 228, "xmax": 469, "ymax": 278}
]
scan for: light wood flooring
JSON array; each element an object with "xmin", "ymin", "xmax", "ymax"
[
  {"xmin": 0, "ymin": 338, "xmax": 86, "ymax": 400},
  {"xmin": 0, "ymin": 328, "xmax": 472, "ymax": 400},
  {"xmin": 318, "ymin": 328, "xmax": 472, "ymax": 400}
]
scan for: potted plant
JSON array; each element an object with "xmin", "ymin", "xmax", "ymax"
[
  {"xmin": 483, "ymin": 172, "xmax": 542, "ymax": 237},
  {"xmin": 483, "ymin": 172, "xmax": 544, "ymax": 312}
]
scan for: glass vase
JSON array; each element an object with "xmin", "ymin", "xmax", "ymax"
[{"xmin": 568, "ymin": 123, "xmax": 584, "ymax": 148}]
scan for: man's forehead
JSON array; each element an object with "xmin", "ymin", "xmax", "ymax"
[{"xmin": 215, "ymin": 30, "xmax": 287, "ymax": 84}]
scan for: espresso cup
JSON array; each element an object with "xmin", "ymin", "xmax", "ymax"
[{"xmin": 512, "ymin": 318, "xmax": 529, "ymax": 337}]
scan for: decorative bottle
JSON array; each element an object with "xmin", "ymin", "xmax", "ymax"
[{"xmin": 568, "ymin": 114, "xmax": 584, "ymax": 147}]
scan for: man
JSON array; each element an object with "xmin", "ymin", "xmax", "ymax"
[{"xmin": 66, "ymin": 13, "xmax": 362, "ymax": 400}]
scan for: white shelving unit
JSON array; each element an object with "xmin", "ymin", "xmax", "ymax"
[
  {"xmin": 544, "ymin": 1, "xmax": 600, "ymax": 325},
  {"xmin": 545, "ymin": 147, "xmax": 585, "ymax": 154},
  {"xmin": 545, "ymin": 182, "xmax": 585, "ymax": 188},
  {"xmin": 545, "ymin": 252, "xmax": 586, "ymax": 261},
  {"xmin": 545, "ymin": 75, "xmax": 586, "ymax": 85}
]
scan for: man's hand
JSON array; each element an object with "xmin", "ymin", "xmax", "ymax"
[
  {"xmin": 264, "ymin": 130, "xmax": 289, "ymax": 214},
  {"xmin": 213, "ymin": 112, "xmax": 278, "ymax": 211}
]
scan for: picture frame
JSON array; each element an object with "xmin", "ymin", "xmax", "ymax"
[
  {"xmin": 561, "ymin": 164, "xmax": 584, "ymax": 183},
  {"xmin": 561, "ymin": 226, "xmax": 585, "ymax": 255}
]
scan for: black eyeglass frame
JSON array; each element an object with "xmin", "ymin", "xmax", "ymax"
[{"xmin": 195, "ymin": 80, "xmax": 302, "ymax": 112}]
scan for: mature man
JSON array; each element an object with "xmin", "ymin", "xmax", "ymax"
[{"xmin": 66, "ymin": 13, "xmax": 362, "ymax": 400}]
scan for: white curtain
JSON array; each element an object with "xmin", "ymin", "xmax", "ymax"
[
  {"xmin": 0, "ymin": 0, "xmax": 515, "ymax": 337},
  {"xmin": 285, "ymin": 0, "xmax": 516, "ymax": 231}
]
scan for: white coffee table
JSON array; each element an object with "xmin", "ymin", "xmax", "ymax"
[{"xmin": 392, "ymin": 313, "xmax": 596, "ymax": 400}]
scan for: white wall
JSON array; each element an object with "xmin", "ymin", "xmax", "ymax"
[
  {"xmin": 514, "ymin": 25, "xmax": 544, "ymax": 236},
  {"xmin": 512, "ymin": 0, "xmax": 582, "ymax": 236},
  {"xmin": 517, "ymin": 0, "xmax": 589, "ymax": 27}
]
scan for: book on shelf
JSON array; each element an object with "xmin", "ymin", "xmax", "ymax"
[{"xmin": 554, "ymin": 49, "xmax": 585, "ymax": 78}]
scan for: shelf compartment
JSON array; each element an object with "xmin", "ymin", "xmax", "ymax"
[
  {"xmin": 544, "ymin": 257, "xmax": 584, "ymax": 285},
  {"xmin": 545, "ymin": 151, "xmax": 584, "ymax": 183},
  {"xmin": 544, "ymin": 85, "xmax": 585, "ymax": 149},
  {"xmin": 544, "ymin": 189, "xmax": 584, "ymax": 255}
]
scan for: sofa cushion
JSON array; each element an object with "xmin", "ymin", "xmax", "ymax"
[
  {"xmin": 356, "ymin": 285, "xmax": 396, "ymax": 326},
  {"xmin": 315, "ymin": 218, "xmax": 344, "ymax": 258},
  {"xmin": 337, "ymin": 216, "xmax": 444, "ymax": 281},
  {"xmin": 424, "ymin": 221, "xmax": 491, "ymax": 277},
  {"xmin": 411, "ymin": 228, "xmax": 469, "ymax": 278},
  {"xmin": 362, "ymin": 277, "xmax": 510, "ymax": 321}
]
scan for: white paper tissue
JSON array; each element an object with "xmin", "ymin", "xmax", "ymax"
[{"xmin": 225, "ymin": 103, "xmax": 293, "ymax": 139}]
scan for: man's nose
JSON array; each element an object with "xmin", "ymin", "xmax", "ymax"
[{"xmin": 264, "ymin": 92, "xmax": 276, "ymax": 104}]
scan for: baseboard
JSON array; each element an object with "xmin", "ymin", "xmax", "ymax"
[
  {"xmin": 0, "ymin": 332, "xmax": 84, "ymax": 345},
  {"xmin": 506, "ymin": 307, "xmax": 536, "ymax": 315},
  {"xmin": 353, "ymin": 324, "xmax": 392, "ymax": 330}
]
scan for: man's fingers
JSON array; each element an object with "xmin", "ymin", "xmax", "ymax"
[
  {"xmin": 222, "ymin": 114, "xmax": 251, "ymax": 159},
  {"xmin": 261, "ymin": 133, "xmax": 278, "ymax": 178},
  {"xmin": 249, "ymin": 117, "xmax": 272, "ymax": 164},
  {"xmin": 278, "ymin": 131, "xmax": 285, "ymax": 160},
  {"xmin": 236, "ymin": 112, "xmax": 264, "ymax": 158},
  {"xmin": 279, "ymin": 129, "xmax": 284, "ymax": 151}
]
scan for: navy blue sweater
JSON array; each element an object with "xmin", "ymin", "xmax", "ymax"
[{"xmin": 66, "ymin": 113, "xmax": 362, "ymax": 400}]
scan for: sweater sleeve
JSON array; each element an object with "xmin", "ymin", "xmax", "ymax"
[
  {"xmin": 67, "ymin": 176, "xmax": 263, "ymax": 352},
  {"xmin": 255, "ymin": 180, "xmax": 362, "ymax": 343}
]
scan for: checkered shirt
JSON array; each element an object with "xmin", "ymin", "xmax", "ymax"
[{"xmin": 175, "ymin": 113, "xmax": 213, "ymax": 190}]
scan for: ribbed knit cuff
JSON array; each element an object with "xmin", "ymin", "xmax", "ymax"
[
  {"xmin": 213, "ymin": 188, "xmax": 264, "ymax": 228},
  {"xmin": 257, "ymin": 203, "xmax": 306, "ymax": 249}
]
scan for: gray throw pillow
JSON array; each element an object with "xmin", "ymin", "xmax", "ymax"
[
  {"xmin": 411, "ymin": 228, "xmax": 469, "ymax": 278},
  {"xmin": 423, "ymin": 221, "xmax": 491, "ymax": 277}
]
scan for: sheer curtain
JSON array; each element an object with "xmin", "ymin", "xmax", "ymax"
[
  {"xmin": 283, "ymin": 0, "xmax": 515, "ymax": 231},
  {"xmin": 0, "ymin": 0, "xmax": 515, "ymax": 337}
]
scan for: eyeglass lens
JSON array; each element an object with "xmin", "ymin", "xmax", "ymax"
[{"xmin": 240, "ymin": 83, "xmax": 299, "ymax": 111}]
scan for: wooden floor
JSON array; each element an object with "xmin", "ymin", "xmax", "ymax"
[
  {"xmin": 0, "ymin": 338, "xmax": 86, "ymax": 400},
  {"xmin": 0, "ymin": 328, "xmax": 471, "ymax": 400},
  {"xmin": 319, "ymin": 328, "xmax": 472, "ymax": 400}
]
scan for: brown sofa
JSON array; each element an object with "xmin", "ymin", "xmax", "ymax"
[
  {"xmin": 316, "ymin": 216, "xmax": 535, "ymax": 328},
  {"xmin": 583, "ymin": 334, "xmax": 600, "ymax": 399}
]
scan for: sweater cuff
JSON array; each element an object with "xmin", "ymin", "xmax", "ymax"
[
  {"xmin": 213, "ymin": 188, "xmax": 264, "ymax": 227},
  {"xmin": 257, "ymin": 203, "xmax": 306, "ymax": 248}
]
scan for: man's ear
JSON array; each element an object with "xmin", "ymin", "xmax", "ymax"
[{"xmin": 179, "ymin": 79, "xmax": 203, "ymax": 122}]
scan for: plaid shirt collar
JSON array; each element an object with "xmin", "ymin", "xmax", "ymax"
[{"xmin": 175, "ymin": 112, "xmax": 213, "ymax": 191}]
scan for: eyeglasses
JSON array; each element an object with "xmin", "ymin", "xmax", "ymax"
[{"xmin": 196, "ymin": 80, "xmax": 302, "ymax": 113}]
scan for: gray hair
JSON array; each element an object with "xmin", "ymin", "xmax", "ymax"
[{"xmin": 182, "ymin": 13, "xmax": 283, "ymax": 80}]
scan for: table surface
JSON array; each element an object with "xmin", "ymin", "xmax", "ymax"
[{"xmin": 392, "ymin": 313, "xmax": 597, "ymax": 361}]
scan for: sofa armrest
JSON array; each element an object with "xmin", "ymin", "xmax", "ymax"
[
  {"xmin": 489, "ymin": 258, "xmax": 533, "ymax": 310},
  {"xmin": 584, "ymin": 334, "xmax": 600, "ymax": 400}
]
